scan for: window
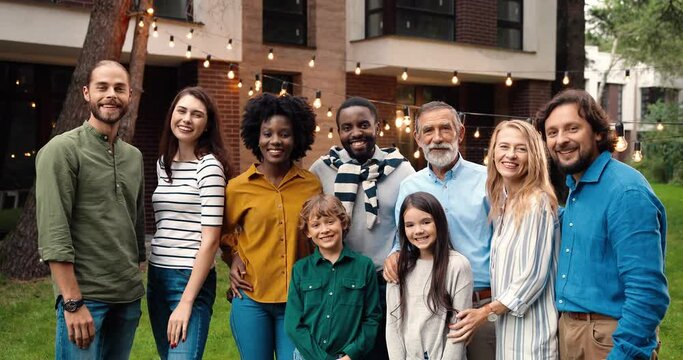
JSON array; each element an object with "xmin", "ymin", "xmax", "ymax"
[
  {"xmin": 497, "ymin": 0, "xmax": 522, "ymax": 50},
  {"xmin": 154, "ymin": 0, "xmax": 194, "ymax": 21},
  {"xmin": 366, "ymin": 0, "xmax": 455, "ymax": 41},
  {"xmin": 641, "ymin": 87, "xmax": 680, "ymax": 117},
  {"xmin": 263, "ymin": 0, "xmax": 307, "ymax": 46},
  {"xmin": 600, "ymin": 83, "xmax": 623, "ymax": 123},
  {"xmin": 262, "ymin": 73, "xmax": 295, "ymax": 95}
]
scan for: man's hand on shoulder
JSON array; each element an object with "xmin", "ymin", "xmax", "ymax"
[{"xmin": 383, "ymin": 252, "xmax": 400, "ymax": 283}]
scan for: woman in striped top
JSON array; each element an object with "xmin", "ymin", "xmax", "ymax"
[
  {"xmin": 451, "ymin": 120, "xmax": 559, "ymax": 359},
  {"xmin": 147, "ymin": 87, "xmax": 230, "ymax": 359}
]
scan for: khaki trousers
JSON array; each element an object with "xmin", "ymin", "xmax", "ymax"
[
  {"xmin": 467, "ymin": 298, "xmax": 496, "ymax": 360},
  {"xmin": 559, "ymin": 314, "xmax": 659, "ymax": 360}
]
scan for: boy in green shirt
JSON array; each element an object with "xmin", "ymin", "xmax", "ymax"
[{"xmin": 285, "ymin": 194, "xmax": 382, "ymax": 360}]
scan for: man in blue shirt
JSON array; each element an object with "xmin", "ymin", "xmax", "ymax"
[
  {"xmin": 535, "ymin": 89, "xmax": 669, "ymax": 359},
  {"xmin": 383, "ymin": 101, "xmax": 494, "ymax": 360}
]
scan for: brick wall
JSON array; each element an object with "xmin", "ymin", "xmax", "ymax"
[
  {"xmin": 509, "ymin": 80, "xmax": 553, "ymax": 119},
  {"xmin": 346, "ymin": 73, "xmax": 399, "ymax": 149},
  {"xmin": 455, "ymin": 0, "xmax": 497, "ymax": 47}
]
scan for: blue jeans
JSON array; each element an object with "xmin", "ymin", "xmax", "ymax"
[
  {"xmin": 147, "ymin": 265, "xmax": 217, "ymax": 360},
  {"xmin": 55, "ymin": 297, "xmax": 141, "ymax": 360},
  {"xmin": 230, "ymin": 290, "xmax": 294, "ymax": 360}
]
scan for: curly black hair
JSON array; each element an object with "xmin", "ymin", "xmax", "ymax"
[{"xmin": 241, "ymin": 93, "xmax": 317, "ymax": 162}]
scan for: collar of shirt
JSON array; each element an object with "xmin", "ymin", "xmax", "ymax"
[
  {"xmin": 565, "ymin": 151, "xmax": 611, "ymax": 189},
  {"xmin": 311, "ymin": 246, "xmax": 356, "ymax": 266},
  {"xmin": 82, "ymin": 120, "xmax": 119, "ymax": 144},
  {"xmin": 246, "ymin": 163, "xmax": 307, "ymax": 185},
  {"xmin": 426, "ymin": 153, "xmax": 463, "ymax": 182}
]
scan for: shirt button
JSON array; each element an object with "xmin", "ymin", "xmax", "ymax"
[
  {"xmin": 559, "ymin": 299, "xmax": 564, "ymax": 304},
  {"xmin": 308, "ymin": 285, "xmax": 313, "ymax": 289},
  {"xmin": 323, "ymin": 340, "xmax": 327, "ymax": 344},
  {"xmin": 332, "ymin": 268, "xmax": 335, "ymax": 271},
  {"xmin": 103, "ymin": 135, "xmax": 108, "ymax": 140},
  {"xmin": 326, "ymin": 314, "xmax": 331, "ymax": 319},
  {"xmin": 572, "ymin": 198, "xmax": 576, "ymax": 202},
  {"xmin": 329, "ymin": 292, "xmax": 333, "ymax": 296},
  {"xmin": 277, "ymin": 204, "xmax": 282, "ymax": 208},
  {"xmin": 561, "ymin": 274, "xmax": 566, "ymax": 279},
  {"xmin": 569, "ymin": 222, "xmax": 574, "ymax": 227},
  {"xmin": 351, "ymin": 284, "xmax": 355, "ymax": 288},
  {"xmin": 565, "ymin": 248, "xmax": 570, "ymax": 253},
  {"xmin": 116, "ymin": 184, "xmax": 120, "ymax": 188}
]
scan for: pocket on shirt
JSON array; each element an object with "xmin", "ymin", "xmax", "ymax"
[
  {"xmin": 340, "ymin": 278, "xmax": 366, "ymax": 306},
  {"xmin": 301, "ymin": 279, "xmax": 323, "ymax": 306}
]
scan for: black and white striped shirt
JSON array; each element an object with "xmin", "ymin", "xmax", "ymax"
[{"xmin": 149, "ymin": 154, "xmax": 225, "ymax": 269}]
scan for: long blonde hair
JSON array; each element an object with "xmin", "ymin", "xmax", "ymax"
[{"xmin": 486, "ymin": 120, "xmax": 558, "ymax": 223}]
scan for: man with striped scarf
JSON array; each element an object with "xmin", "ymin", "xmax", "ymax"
[{"xmin": 310, "ymin": 97, "xmax": 415, "ymax": 359}]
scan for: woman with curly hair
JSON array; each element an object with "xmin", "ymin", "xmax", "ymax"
[{"xmin": 222, "ymin": 93, "xmax": 321, "ymax": 359}]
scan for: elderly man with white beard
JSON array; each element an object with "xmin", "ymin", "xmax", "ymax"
[{"xmin": 383, "ymin": 101, "xmax": 495, "ymax": 360}]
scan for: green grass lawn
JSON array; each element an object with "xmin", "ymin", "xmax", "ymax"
[{"xmin": 1, "ymin": 184, "xmax": 681, "ymax": 359}]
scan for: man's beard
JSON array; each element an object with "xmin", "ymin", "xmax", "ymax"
[
  {"xmin": 552, "ymin": 145, "xmax": 593, "ymax": 175},
  {"xmin": 423, "ymin": 141, "xmax": 458, "ymax": 168},
  {"xmin": 89, "ymin": 100, "xmax": 128, "ymax": 124}
]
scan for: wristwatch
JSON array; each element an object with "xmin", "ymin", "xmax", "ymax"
[
  {"xmin": 63, "ymin": 298, "xmax": 85, "ymax": 313},
  {"xmin": 485, "ymin": 303, "xmax": 498, "ymax": 322}
]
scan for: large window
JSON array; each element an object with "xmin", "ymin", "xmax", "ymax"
[
  {"xmin": 497, "ymin": 0, "xmax": 523, "ymax": 50},
  {"xmin": 366, "ymin": 0, "xmax": 455, "ymax": 41},
  {"xmin": 263, "ymin": 0, "xmax": 307, "ymax": 46},
  {"xmin": 599, "ymin": 83, "xmax": 623, "ymax": 123},
  {"xmin": 155, "ymin": 0, "xmax": 194, "ymax": 21}
]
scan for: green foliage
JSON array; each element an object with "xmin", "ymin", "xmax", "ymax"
[
  {"xmin": 587, "ymin": 0, "xmax": 683, "ymax": 78},
  {"xmin": 633, "ymin": 102, "xmax": 683, "ymax": 183}
]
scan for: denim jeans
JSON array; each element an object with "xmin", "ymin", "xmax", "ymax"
[
  {"xmin": 55, "ymin": 297, "xmax": 141, "ymax": 360},
  {"xmin": 230, "ymin": 289, "xmax": 294, "ymax": 360},
  {"xmin": 147, "ymin": 265, "xmax": 217, "ymax": 360}
]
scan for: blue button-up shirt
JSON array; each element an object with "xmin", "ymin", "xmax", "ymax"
[
  {"xmin": 556, "ymin": 151, "xmax": 669, "ymax": 359},
  {"xmin": 393, "ymin": 156, "xmax": 492, "ymax": 289}
]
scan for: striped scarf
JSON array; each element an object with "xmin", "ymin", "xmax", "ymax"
[{"xmin": 321, "ymin": 146, "xmax": 407, "ymax": 229}]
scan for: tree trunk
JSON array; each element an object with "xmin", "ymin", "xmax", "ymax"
[
  {"xmin": 119, "ymin": 0, "xmax": 153, "ymax": 142},
  {"xmin": 554, "ymin": 0, "xmax": 586, "ymax": 95},
  {"xmin": 0, "ymin": 0, "xmax": 132, "ymax": 280}
]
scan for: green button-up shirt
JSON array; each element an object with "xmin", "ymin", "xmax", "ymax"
[
  {"xmin": 285, "ymin": 247, "xmax": 381, "ymax": 360},
  {"xmin": 36, "ymin": 121, "xmax": 146, "ymax": 303}
]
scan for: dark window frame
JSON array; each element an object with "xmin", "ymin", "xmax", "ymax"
[
  {"xmin": 263, "ymin": 0, "xmax": 308, "ymax": 46},
  {"xmin": 497, "ymin": 0, "xmax": 523, "ymax": 50},
  {"xmin": 365, "ymin": 0, "xmax": 455, "ymax": 42},
  {"xmin": 153, "ymin": 0, "xmax": 194, "ymax": 22}
]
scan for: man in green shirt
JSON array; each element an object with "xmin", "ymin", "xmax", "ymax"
[
  {"xmin": 285, "ymin": 194, "xmax": 382, "ymax": 360},
  {"xmin": 36, "ymin": 60, "xmax": 146, "ymax": 359}
]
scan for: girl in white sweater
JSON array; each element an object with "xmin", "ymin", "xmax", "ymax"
[{"xmin": 386, "ymin": 191, "xmax": 473, "ymax": 360}]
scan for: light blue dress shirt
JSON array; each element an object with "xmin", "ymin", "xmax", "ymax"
[
  {"xmin": 556, "ymin": 151, "xmax": 669, "ymax": 359},
  {"xmin": 394, "ymin": 156, "xmax": 492, "ymax": 289}
]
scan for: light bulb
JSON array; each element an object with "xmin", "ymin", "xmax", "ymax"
[
  {"xmin": 279, "ymin": 88, "xmax": 287, "ymax": 96},
  {"xmin": 315, "ymin": 125, "xmax": 320, "ymax": 132},
  {"xmin": 625, "ymin": 69, "xmax": 631, "ymax": 81},
  {"xmin": 328, "ymin": 128, "xmax": 334, "ymax": 139},
  {"xmin": 379, "ymin": 130, "xmax": 384, "ymax": 137},
  {"xmin": 227, "ymin": 67, "xmax": 235, "ymax": 79},
  {"xmin": 451, "ymin": 71, "xmax": 459, "ymax": 85},
  {"xmin": 327, "ymin": 107, "xmax": 333, "ymax": 117},
  {"xmin": 169, "ymin": 35, "xmax": 175, "ymax": 48},
  {"xmin": 187, "ymin": 28, "xmax": 194, "ymax": 39},
  {"xmin": 403, "ymin": 115, "xmax": 410, "ymax": 126},
  {"xmin": 227, "ymin": 39, "xmax": 233, "ymax": 50},
  {"xmin": 483, "ymin": 154, "xmax": 489, "ymax": 165},
  {"xmin": 203, "ymin": 55, "xmax": 211, "ymax": 68},
  {"xmin": 474, "ymin": 127, "xmax": 480, "ymax": 138},
  {"xmin": 562, "ymin": 71, "xmax": 570, "ymax": 85},
  {"xmin": 632, "ymin": 142, "xmax": 643, "ymax": 162},
  {"xmin": 268, "ymin": 48, "xmax": 274, "ymax": 60},
  {"xmin": 146, "ymin": 7, "xmax": 154, "ymax": 15},
  {"xmin": 237, "ymin": 79, "xmax": 243, "ymax": 88},
  {"xmin": 309, "ymin": 56, "xmax": 315, "ymax": 68},
  {"xmin": 405, "ymin": 126, "xmax": 411, "ymax": 133},
  {"xmin": 413, "ymin": 149, "xmax": 420, "ymax": 159},
  {"xmin": 255, "ymin": 75, "xmax": 261, "ymax": 91},
  {"xmin": 31, "ymin": 101, "xmax": 36, "ymax": 108},
  {"xmin": 355, "ymin": 62, "xmax": 361, "ymax": 75},
  {"xmin": 384, "ymin": 123, "xmax": 390, "ymax": 131},
  {"xmin": 656, "ymin": 121, "xmax": 664, "ymax": 131},
  {"xmin": 615, "ymin": 137, "xmax": 628, "ymax": 152},
  {"xmin": 313, "ymin": 91, "xmax": 322, "ymax": 108},
  {"xmin": 151, "ymin": 17, "xmax": 157, "ymax": 28},
  {"xmin": 185, "ymin": 46, "xmax": 192, "ymax": 59},
  {"xmin": 248, "ymin": 87, "xmax": 254, "ymax": 96},
  {"xmin": 401, "ymin": 68, "xmax": 408, "ymax": 81},
  {"xmin": 505, "ymin": 72, "xmax": 513, "ymax": 87},
  {"xmin": 152, "ymin": 26, "xmax": 158, "ymax": 38},
  {"xmin": 395, "ymin": 117, "xmax": 403, "ymax": 128},
  {"xmin": 138, "ymin": 18, "xmax": 144, "ymax": 28}
]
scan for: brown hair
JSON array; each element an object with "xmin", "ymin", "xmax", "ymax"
[
  {"xmin": 298, "ymin": 194, "xmax": 350, "ymax": 236},
  {"xmin": 158, "ymin": 86, "xmax": 230, "ymax": 181},
  {"xmin": 534, "ymin": 89, "xmax": 616, "ymax": 153}
]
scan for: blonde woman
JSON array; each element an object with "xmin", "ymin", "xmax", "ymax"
[{"xmin": 451, "ymin": 120, "xmax": 559, "ymax": 359}]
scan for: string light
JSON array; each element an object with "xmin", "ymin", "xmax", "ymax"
[
  {"xmin": 268, "ymin": 48, "xmax": 274, "ymax": 60},
  {"xmin": 203, "ymin": 55, "xmax": 211, "ymax": 68},
  {"xmin": 632, "ymin": 141, "xmax": 643, "ymax": 162},
  {"xmin": 451, "ymin": 71, "xmax": 459, "ymax": 85},
  {"xmin": 169, "ymin": 35, "xmax": 175, "ymax": 48},
  {"xmin": 15, "ymin": 80, "xmax": 19, "ymax": 85},
  {"xmin": 413, "ymin": 149, "xmax": 420, "ymax": 159},
  {"xmin": 138, "ymin": 17, "xmax": 144, "ymax": 28},
  {"xmin": 255, "ymin": 74, "xmax": 261, "ymax": 91},
  {"xmin": 227, "ymin": 39, "xmax": 233, "ymax": 50},
  {"xmin": 562, "ymin": 71, "xmax": 570, "ymax": 85},
  {"xmin": 315, "ymin": 125, "xmax": 321, "ymax": 132},
  {"xmin": 625, "ymin": 69, "xmax": 631, "ymax": 81},
  {"xmin": 327, "ymin": 107, "xmax": 333, "ymax": 117},
  {"xmin": 505, "ymin": 72, "xmax": 513, "ymax": 87},
  {"xmin": 227, "ymin": 64, "xmax": 235, "ymax": 79},
  {"xmin": 401, "ymin": 68, "xmax": 408, "ymax": 81},
  {"xmin": 237, "ymin": 79, "xmax": 243, "ymax": 88},
  {"xmin": 151, "ymin": 17, "xmax": 157, "ymax": 28},
  {"xmin": 186, "ymin": 28, "xmax": 194, "ymax": 40},
  {"xmin": 402, "ymin": 106, "xmax": 411, "ymax": 126},
  {"xmin": 384, "ymin": 122, "xmax": 390, "ymax": 131},
  {"xmin": 185, "ymin": 45, "xmax": 192, "ymax": 59},
  {"xmin": 405, "ymin": 126, "xmax": 411, "ymax": 133},
  {"xmin": 31, "ymin": 101, "xmax": 36, "ymax": 108},
  {"xmin": 313, "ymin": 90, "xmax": 322, "ymax": 109},
  {"xmin": 656, "ymin": 119, "xmax": 664, "ymax": 131},
  {"xmin": 483, "ymin": 152, "xmax": 489, "ymax": 165},
  {"xmin": 355, "ymin": 62, "xmax": 361, "ymax": 75},
  {"xmin": 379, "ymin": 130, "xmax": 384, "ymax": 137},
  {"xmin": 395, "ymin": 110, "xmax": 403, "ymax": 128},
  {"xmin": 152, "ymin": 25, "xmax": 158, "ymax": 38},
  {"xmin": 328, "ymin": 127, "xmax": 334, "ymax": 139},
  {"xmin": 279, "ymin": 81, "xmax": 288, "ymax": 96},
  {"xmin": 474, "ymin": 127, "xmax": 480, "ymax": 138},
  {"xmin": 615, "ymin": 122, "xmax": 628, "ymax": 152},
  {"xmin": 146, "ymin": 7, "xmax": 154, "ymax": 15},
  {"xmin": 248, "ymin": 87, "xmax": 254, "ymax": 96},
  {"xmin": 309, "ymin": 55, "xmax": 316, "ymax": 68},
  {"xmin": 10, "ymin": 154, "xmax": 15, "ymax": 159}
]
